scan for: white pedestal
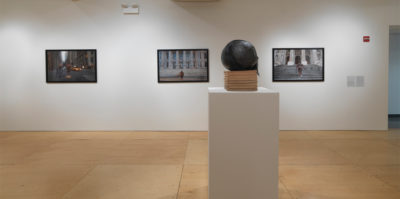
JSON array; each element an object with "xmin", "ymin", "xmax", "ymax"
[{"xmin": 208, "ymin": 87, "xmax": 279, "ymax": 199}]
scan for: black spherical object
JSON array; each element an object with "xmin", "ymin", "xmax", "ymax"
[{"xmin": 221, "ymin": 40, "xmax": 258, "ymax": 71}]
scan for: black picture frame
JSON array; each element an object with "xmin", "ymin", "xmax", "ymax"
[
  {"xmin": 46, "ymin": 49, "xmax": 97, "ymax": 83},
  {"xmin": 273, "ymin": 48, "xmax": 324, "ymax": 82},
  {"xmin": 157, "ymin": 49, "xmax": 209, "ymax": 83}
]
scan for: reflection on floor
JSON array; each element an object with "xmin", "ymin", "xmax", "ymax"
[{"xmin": 0, "ymin": 130, "xmax": 399, "ymax": 199}]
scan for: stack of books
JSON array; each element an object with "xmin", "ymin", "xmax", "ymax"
[{"xmin": 224, "ymin": 70, "xmax": 258, "ymax": 91}]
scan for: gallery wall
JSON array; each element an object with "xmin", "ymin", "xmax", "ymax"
[
  {"xmin": 0, "ymin": 0, "xmax": 399, "ymax": 131},
  {"xmin": 389, "ymin": 31, "xmax": 400, "ymax": 115}
]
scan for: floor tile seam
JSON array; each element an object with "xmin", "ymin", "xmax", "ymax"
[
  {"xmin": 341, "ymin": 164, "xmax": 400, "ymax": 193},
  {"xmin": 177, "ymin": 138, "xmax": 191, "ymax": 198},
  {"xmin": 114, "ymin": 136, "xmax": 127, "ymax": 147},
  {"xmin": 20, "ymin": 138, "xmax": 73, "ymax": 159},
  {"xmin": 183, "ymin": 139, "xmax": 194, "ymax": 165},
  {"xmin": 188, "ymin": 138, "xmax": 208, "ymax": 140},
  {"xmin": 23, "ymin": 156, "xmax": 101, "ymax": 165},
  {"xmin": 384, "ymin": 138, "xmax": 400, "ymax": 146},
  {"xmin": 355, "ymin": 150, "xmax": 400, "ymax": 166},
  {"xmin": 353, "ymin": 164, "xmax": 397, "ymax": 186},
  {"xmin": 119, "ymin": 138, "xmax": 191, "ymax": 142},
  {"xmin": 93, "ymin": 163, "xmax": 186, "ymax": 166},
  {"xmin": 0, "ymin": 164, "xmax": 97, "ymax": 198},
  {"xmin": 0, "ymin": 162, "xmax": 93, "ymax": 167},
  {"xmin": 14, "ymin": 148, "xmax": 55, "ymax": 165},
  {"xmin": 374, "ymin": 178, "xmax": 400, "ymax": 194},
  {"xmin": 69, "ymin": 164, "xmax": 185, "ymax": 168},
  {"xmin": 0, "ymin": 163, "xmax": 16, "ymax": 167},
  {"xmin": 183, "ymin": 161, "xmax": 209, "ymax": 166},
  {"xmin": 120, "ymin": 137, "xmax": 191, "ymax": 141},
  {"xmin": 176, "ymin": 164, "xmax": 185, "ymax": 199},
  {"xmin": 278, "ymin": 165, "xmax": 400, "ymax": 194},
  {"xmin": 279, "ymin": 164, "xmax": 360, "ymax": 168},
  {"xmin": 279, "ymin": 137, "xmax": 390, "ymax": 141},
  {"xmin": 0, "ymin": 139, "xmax": 62, "ymax": 146},
  {"xmin": 279, "ymin": 179, "xmax": 295, "ymax": 199},
  {"xmin": 183, "ymin": 163, "xmax": 209, "ymax": 166},
  {"xmin": 355, "ymin": 163, "xmax": 400, "ymax": 167},
  {"xmin": 365, "ymin": 174, "xmax": 400, "ymax": 192},
  {"xmin": 317, "ymin": 138, "xmax": 393, "ymax": 142},
  {"xmin": 385, "ymin": 141, "xmax": 400, "ymax": 149},
  {"xmin": 60, "ymin": 164, "xmax": 97, "ymax": 198},
  {"xmin": 279, "ymin": 161, "xmax": 356, "ymax": 166},
  {"xmin": 13, "ymin": 163, "xmax": 98, "ymax": 168},
  {"xmin": 318, "ymin": 141, "xmax": 364, "ymax": 165},
  {"xmin": 0, "ymin": 193, "xmax": 61, "ymax": 198}
]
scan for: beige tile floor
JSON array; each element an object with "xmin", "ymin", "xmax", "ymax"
[{"xmin": 0, "ymin": 130, "xmax": 399, "ymax": 199}]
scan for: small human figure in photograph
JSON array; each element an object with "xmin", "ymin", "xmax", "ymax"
[
  {"xmin": 179, "ymin": 70, "xmax": 184, "ymax": 79},
  {"xmin": 295, "ymin": 56, "xmax": 304, "ymax": 78}
]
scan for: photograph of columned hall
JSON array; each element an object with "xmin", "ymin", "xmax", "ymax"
[
  {"xmin": 158, "ymin": 49, "xmax": 209, "ymax": 82},
  {"xmin": 273, "ymin": 48, "xmax": 324, "ymax": 81},
  {"xmin": 46, "ymin": 49, "xmax": 97, "ymax": 82}
]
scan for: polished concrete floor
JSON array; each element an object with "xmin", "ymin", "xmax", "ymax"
[{"xmin": 0, "ymin": 130, "xmax": 399, "ymax": 199}]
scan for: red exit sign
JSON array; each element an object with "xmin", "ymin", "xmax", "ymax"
[{"xmin": 363, "ymin": 36, "xmax": 370, "ymax": 42}]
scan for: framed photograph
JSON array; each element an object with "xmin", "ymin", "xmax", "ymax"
[
  {"xmin": 158, "ymin": 49, "xmax": 209, "ymax": 83},
  {"xmin": 273, "ymin": 48, "xmax": 324, "ymax": 82},
  {"xmin": 46, "ymin": 49, "xmax": 97, "ymax": 83}
]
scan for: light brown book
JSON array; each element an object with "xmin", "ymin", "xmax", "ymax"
[{"xmin": 224, "ymin": 70, "xmax": 258, "ymax": 91}]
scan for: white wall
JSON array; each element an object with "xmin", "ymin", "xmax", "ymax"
[
  {"xmin": 0, "ymin": 0, "xmax": 399, "ymax": 131},
  {"xmin": 389, "ymin": 31, "xmax": 400, "ymax": 115}
]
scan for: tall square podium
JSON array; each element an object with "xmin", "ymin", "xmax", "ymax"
[{"xmin": 208, "ymin": 87, "xmax": 279, "ymax": 199}]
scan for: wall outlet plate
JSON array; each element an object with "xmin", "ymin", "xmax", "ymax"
[{"xmin": 347, "ymin": 76, "xmax": 365, "ymax": 87}]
